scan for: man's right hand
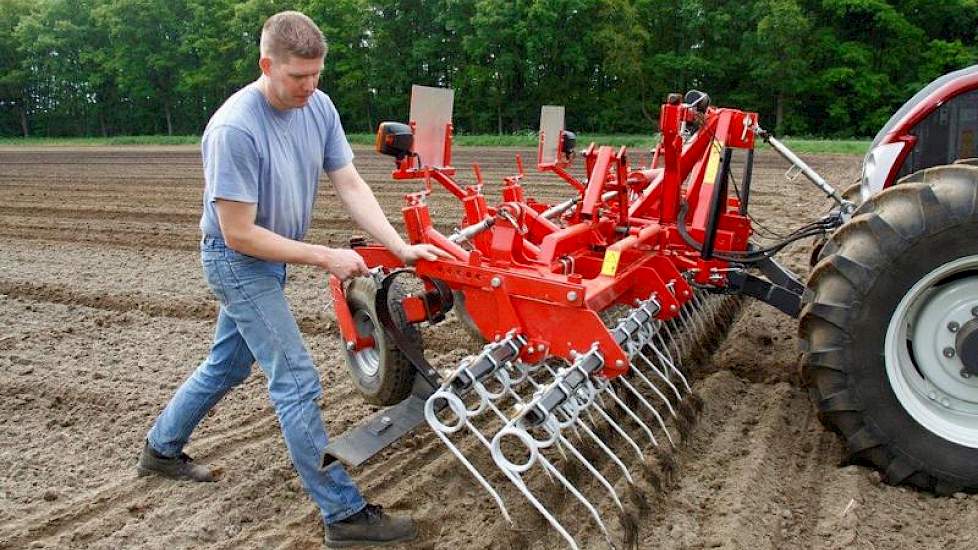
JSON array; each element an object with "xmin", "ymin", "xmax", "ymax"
[{"xmin": 313, "ymin": 246, "xmax": 369, "ymax": 280}]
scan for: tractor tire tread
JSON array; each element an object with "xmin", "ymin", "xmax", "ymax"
[{"xmin": 801, "ymin": 163, "xmax": 978, "ymax": 492}]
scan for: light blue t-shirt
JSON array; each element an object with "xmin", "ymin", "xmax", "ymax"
[{"xmin": 199, "ymin": 83, "xmax": 354, "ymax": 241}]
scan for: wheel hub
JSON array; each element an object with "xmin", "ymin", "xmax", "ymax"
[
  {"xmin": 886, "ymin": 255, "xmax": 978, "ymax": 448},
  {"xmin": 956, "ymin": 319, "xmax": 978, "ymax": 376},
  {"xmin": 351, "ymin": 309, "xmax": 381, "ymax": 377}
]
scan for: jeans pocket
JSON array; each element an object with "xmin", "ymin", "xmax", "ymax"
[{"xmin": 202, "ymin": 259, "xmax": 232, "ymax": 306}]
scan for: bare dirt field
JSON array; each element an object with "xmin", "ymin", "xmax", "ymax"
[{"xmin": 1, "ymin": 144, "xmax": 976, "ymax": 549}]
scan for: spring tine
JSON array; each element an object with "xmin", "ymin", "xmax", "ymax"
[
  {"xmin": 677, "ymin": 302, "xmax": 697, "ymax": 345},
  {"xmin": 600, "ymin": 382, "xmax": 659, "ymax": 448},
  {"xmin": 648, "ymin": 332, "xmax": 693, "ymax": 393},
  {"xmin": 629, "ymin": 354, "xmax": 680, "ymax": 415},
  {"xmin": 616, "ymin": 376, "xmax": 674, "ymax": 446},
  {"xmin": 554, "ymin": 426, "xmax": 624, "ymax": 510},
  {"xmin": 536, "ymin": 452, "xmax": 615, "ymax": 545},
  {"xmin": 424, "ymin": 391, "xmax": 513, "ymax": 524},
  {"xmin": 634, "ymin": 349, "xmax": 683, "ymax": 405},
  {"xmin": 664, "ymin": 316, "xmax": 688, "ymax": 360},
  {"xmin": 574, "ymin": 415, "xmax": 635, "ymax": 483},
  {"xmin": 495, "ymin": 463, "xmax": 580, "ymax": 550},
  {"xmin": 653, "ymin": 327, "xmax": 680, "ymax": 378},
  {"xmin": 589, "ymin": 398, "xmax": 646, "ymax": 461},
  {"xmin": 688, "ymin": 292, "xmax": 706, "ymax": 334}
]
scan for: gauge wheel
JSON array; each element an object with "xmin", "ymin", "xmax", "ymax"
[{"xmin": 342, "ymin": 277, "xmax": 421, "ymax": 405}]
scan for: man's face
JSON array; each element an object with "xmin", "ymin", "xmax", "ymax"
[{"xmin": 260, "ymin": 54, "xmax": 324, "ymax": 110}]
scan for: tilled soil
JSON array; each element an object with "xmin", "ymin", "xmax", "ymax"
[{"xmin": 1, "ymin": 145, "xmax": 975, "ymax": 549}]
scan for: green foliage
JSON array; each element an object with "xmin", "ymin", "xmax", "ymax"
[{"xmin": 0, "ymin": 0, "xmax": 975, "ymax": 138}]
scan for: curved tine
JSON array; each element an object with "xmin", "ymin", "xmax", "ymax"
[
  {"xmin": 498, "ymin": 468, "xmax": 580, "ymax": 550},
  {"xmin": 573, "ymin": 416, "xmax": 635, "ymax": 483},
  {"xmin": 587, "ymin": 400, "xmax": 646, "ymax": 461},
  {"xmin": 633, "ymin": 349, "xmax": 683, "ymax": 407},
  {"xmin": 693, "ymin": 291, "xmax": 713, "ymax": 319},
  {"xmin": 664, "ymin": 317, "xmax": 689, "ymax": 361},
  {"xmin": 554, "ymin": 429, "xmax": 624, "ymax": 510},
  {"xmin": 616, "ymin": 376, "xmax": 675, "ymax": 447},
  {"xmin": 688, "ymin": 293, "xmax": 709, "ymax": 334},
  {"xmin": 690, "ymin": 294, "xmax": 710, "ymax": 335},
  {"xmin": 628, "ymin": 357, "xmax": 680, "ymax": 416},
  {"xmin": 661, "ymin": 320, "xmax": 688, "ymax": 370},
  {"xmin": 424, "ymin": 398, "xmax": 513, "ymax": 524},
  {"xmin": 600, "ymin": 383, "xmax": 659, "ymax": 448},
  {"xmin": 648, "ymin": 333, "xmax": 693, "ymax": 393},
  {"xmin": 536, "ymin": 453, "xmax": 616, "ymax": 546},
  {"xmin": 652, "ymin": 324, "xmax": 682, "ymax": 380},
  {"xmin": 676, "ymin": 303, "xmax": 698, "ymax": 347}
]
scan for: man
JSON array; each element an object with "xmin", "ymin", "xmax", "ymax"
[{"xmin": 136, "ymin": 10, "xmax": 446, "ymax": 548}]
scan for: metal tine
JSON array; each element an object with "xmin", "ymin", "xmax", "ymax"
[
  {"xmin": 647, "ymin": 332, "xmax": 692, "ymax": 393},
  {"xmin": 545, "ymin": 359, "xmax": 647, "ymax": 466},
  {"xmin": 614, "ymin": 376, "xmax": 675, "ymax": 446},
  {"xmin": 491, "ymin": 370, "xmax": 621, "ymax": 548},
  {"xmin": 664, "ymin": 309, "xmax": 690, "ymax": 361},
  {"xmin": 648, "ymin": 328, "xmax": 693, "ymax": 392},
  {"xmin": 633, "ymin": 349, "xmax": 682, "ymax": 408},
  {"xmin": 422, "ymin": 333, "xmax": 533, "ymax": 524},
  {"xmin": 621, "ymin": 333, "xmax": 680, "ymax": 418},
  {"xmin": 690, "ymin": 293, "xmax": 715, "ymax": 344},
  {"xmin": 654, "ymin": 324, "xmax": 691, "ymax": 391},
  {"xmin": 552, "ymin": 390, "xmax": 626, "ymax": 509},
  {"xmin": 630, "ymin": 322, "xmax": 684, "ymax": 405},
  {"xmin": 597, "ymin": 378, "xmax": 659, "ymax": 448},
  {"xmin": 590, "ymin": 392, "xmax": 647, "ymax": 461},
  {"xmin": 425, "ymin": 389, "xmax": 513, "ymax": 525},
  {"xmin": 573, "ymin": 408, "xmax": 636, "ymax": 483}
]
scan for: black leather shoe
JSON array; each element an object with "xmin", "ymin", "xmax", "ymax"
[
  {"xmin": 136, "ymin": 441, "xmax": 216, "ymax": 482},
  {"xmin": 325, "ymin": 504, "xmax": 417, "ymax": 548}
]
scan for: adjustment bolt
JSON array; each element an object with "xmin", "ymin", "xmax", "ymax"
[
  {"xmin": 567, "ymin": 291, "xmax": 578, "ymax": 302},
  {"xmin": 536, "ymin": 344, "xmax": 545, "ymax": 352},
  {"xmin": 961, "ymin": 369, "xmax": 972, "ymax": 379},
  {"xmin": 948, "ymin": 321, "xmax": 961, "ymax": 333},
  {"xmin": 928, "ymin": 391, "xmax": 937, "ymax": 400},
  {"xmin": 670, "ymin": 304, "xmax": 678, "ymax": 312},
  {"xmin": 942, "ymin": 398, "xmax": 952, "ymax": 408},
  {"xmin": 345, "ymin": 341, "xmax": 355, "ymax": 351},
  {"xmin": 615, "ymin": 359, "xmax": 625, "ymax": 368},
  {"xmin": 944, "ymin": 347, "xmax": 956, "ymax": 358},
  {"xmin": 490, "ymin": 276, "xmax": 502, "ymax": 288}
]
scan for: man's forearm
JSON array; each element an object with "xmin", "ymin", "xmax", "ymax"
[
  {"xmin": 224, "ymin": 224, "xmax": 322, "ymax": 265},
  {"xmin": 334, "ymin": 176, "xmax": 409, "ymax": 256}
]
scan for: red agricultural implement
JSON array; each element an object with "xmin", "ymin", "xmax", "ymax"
[{"xmin": 324, "ymin": 66, "xmax": 978, "ymax": 547}]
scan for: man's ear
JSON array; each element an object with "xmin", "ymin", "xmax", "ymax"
[{"xmin": 258, "ymin": 56, "xmax": 272, "ymax": 76}]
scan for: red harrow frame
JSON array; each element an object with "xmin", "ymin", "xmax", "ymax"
[{"xmin": 324, "ymin": 86, "xmax": 851, "ymax": 547}]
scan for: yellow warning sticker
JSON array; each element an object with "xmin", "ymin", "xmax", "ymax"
[
  {"xmin": 704, "ymin": 140, "xmax": 722, "ymax": 183},
  {"xmin": 601, "ymin": 249, "xmax": 621, "ymax": 277}
]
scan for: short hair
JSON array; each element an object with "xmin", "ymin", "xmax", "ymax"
[{"xmin": 260, "ymin": 11, "xmax": 327, "ymax": 60}]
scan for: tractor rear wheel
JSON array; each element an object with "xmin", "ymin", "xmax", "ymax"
[
  {"xmin": 342, "ymin": 277, "xmax": 421, "ymax": 406},
  {"xmin": 801, "ymin": 164, "xmax": 978, "ymax": 493}
]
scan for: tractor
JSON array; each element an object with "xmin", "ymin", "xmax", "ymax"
[{"xmin": 321, "ymin": 64, "xmax": 978, "ymax": 547}]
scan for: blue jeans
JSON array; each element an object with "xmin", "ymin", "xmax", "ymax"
[{"xmin": 147, "ymin": 236, "xmax": 366, "ymax": 524}]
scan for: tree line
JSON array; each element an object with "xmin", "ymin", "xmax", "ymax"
[{"xmin": 0, "ymin": 0, "xmax": 975, "ymax": 139}]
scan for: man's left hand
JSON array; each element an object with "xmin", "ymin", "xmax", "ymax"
[{"xmin": 398, "ymin": 243, "xmax": 452, "ymax": 265}]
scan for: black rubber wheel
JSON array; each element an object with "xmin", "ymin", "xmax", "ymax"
[
  {"xmin": 801, "ymin": 164, "xmax": 978, "ymax": 493},
  {"xmin": 342, "ymin": 277, "xmax": 421, "ymax": 406}
]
